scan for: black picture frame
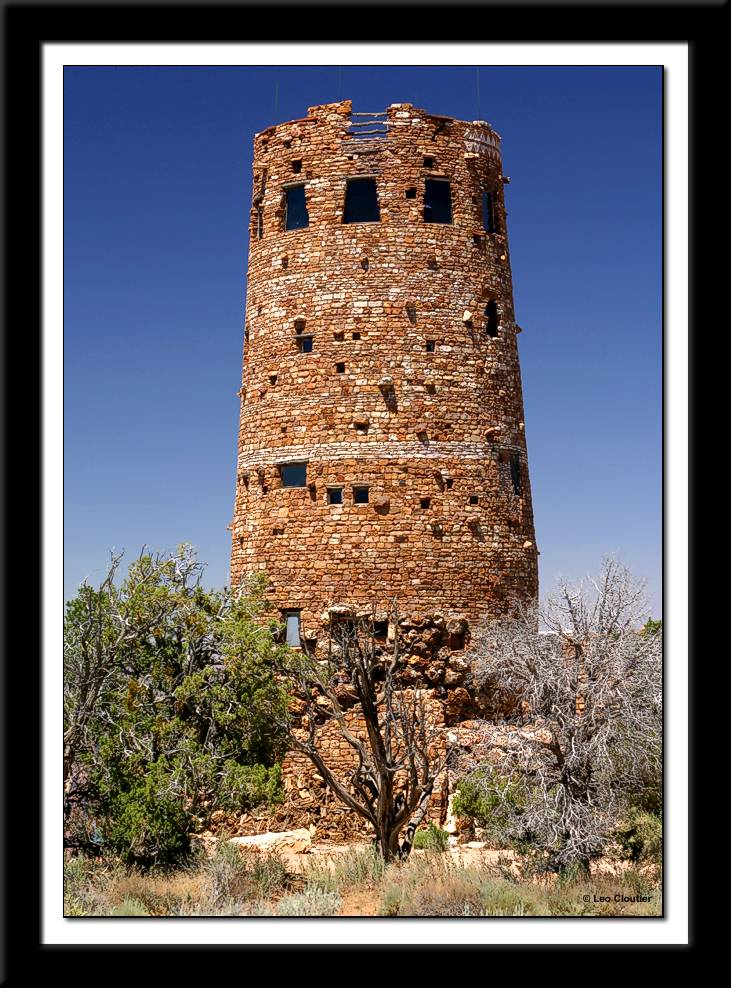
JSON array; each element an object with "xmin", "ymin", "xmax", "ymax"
[{"xmin": 2, "ymin": 0, "xmax": 710, "ymax": 970}]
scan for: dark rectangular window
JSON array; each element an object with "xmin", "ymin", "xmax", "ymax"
[
  {"xmin": 423, "ymin": 156, "xmax": 435, "ymax": 168},
  {"xmin": 279, "ymin": 462, "xmax": 308, "ymax": 487},
  {"xmin": 424, "ymin": 180, "xmax": 452, "ymax": 224},
  {"xmin": 373, "ymin": 620, "xmax": 388, "ymax": 640},
  {"xmin": 285, "ymin": 185, "xmax": 309, "ymax": 230},
  {"xmin": 292, "ymin": 159, "xmax": 302, "ymax": 173},
  {"xmin": 296, "ymin": 336, "xmax": 313, "ymax": 353},
  {"xmin": 425, "ymin": 340, "xmax": 436, "ymax": 353},
  {"xmin": 335, "ymin": 362, "xmax": 346, "ymax": 374},
  {"xmin": 327, "ymin": 487, "xmax": 343, "ymax": 505},
  {"xmin": 510, "ymin": 455, "xmax": 522, "ymax": 496},
  {"xmin": 482, "ymin": 191, "xmax": 497, "ymax": 233},
  {"xmin": 255, "ymin": 208, "xmax": 264, "ymax": 240},
  {"xmin": 485, "ymin": 301, "xmax": 499, "ymax": 338},
  {"xmin": 353, "ymin": 486, "xmax": 369, "ymax": 504},
  {"xmin": 343, "ymin": 178, "xmax": 380, "ymax": 224},
  {"xmin": 469, "ymin": 494, "xmax": 479, "ymax": 505},
  {"xmin": 283, "ymin": 610, "xmax": 301, "ymax": 647},
  {"xmin": 405, "ymin": 187, "xmax": 417, "ymax": 199}
]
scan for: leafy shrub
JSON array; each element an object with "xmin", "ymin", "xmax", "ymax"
[
  {"xmin": 63, "ymin": 857, "xmax": 101, "ymax": 916},
  {"xmin": 216, "ymin": 763, "xmax": 284, "ymax": 812},
  {"xmin": 64, "ymin": 547, "xmax": 289, "ymax": 867},
  {"xmin": 615, "ymin": 808, "xmax": 663, "ymax": 864},
  {"xmin": 98, "ymin": 760, "xmax": 192, "ymax": 867},
  {"xmin": 109, "ymin": 898, "xmax": 150, "ymax": 917},
  {"xmin": 452, "ymin": 767, "xmax": 529, "ymax": 847},
  {"xmin": 412, "ymin": 823, "xmax": 449, "ymax": 852}
]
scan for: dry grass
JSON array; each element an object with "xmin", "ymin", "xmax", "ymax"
[
  {"xmin": 64, "ymin": 846, "xmax": 661, "ymax": 918},
  {"xmin": 302, "ymin": 846, "xmax": 386, "ymax": 893},
  {"xmin": 377, "ymin": 853, "xmax": 661, "ymax": 917}
]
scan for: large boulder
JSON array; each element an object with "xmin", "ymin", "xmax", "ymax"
[{"xmin": 229, "ymin": 829, "xmax": 312, "ymax": 854}]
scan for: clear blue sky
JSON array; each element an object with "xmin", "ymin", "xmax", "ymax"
[{"xmin": 64, "ymin": 65, "xmax": 662, "ymax": 613}]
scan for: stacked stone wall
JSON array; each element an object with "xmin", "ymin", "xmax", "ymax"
[
  {"xmin": 231, "ymin": 98, "xmax": 537, "ymax": 633},
  {"xmin": 229, "ymin": 99, "xmax": 538, "ymax": 835}
]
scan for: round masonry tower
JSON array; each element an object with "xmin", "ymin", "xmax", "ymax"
[{"xmin": 230, "ymin": 99, "xmax": 538, "ymax": 645}]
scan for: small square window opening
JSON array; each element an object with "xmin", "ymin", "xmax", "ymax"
[
  {"xmin": 279, "ymin": 462, "xmax": 308, "ymax": 487},
  {"xmin": 343, "ymin": 178, "xmax": 380, "ymax": 224}
]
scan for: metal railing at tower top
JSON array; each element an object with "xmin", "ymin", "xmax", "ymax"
[{"xmin": 347, "ymin": 112, "xmax": 390, "ymax": 140}]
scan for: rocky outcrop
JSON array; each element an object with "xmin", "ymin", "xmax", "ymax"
[{"xmin": 229, "ymin": 828, "xmax": 312, "ymax": 854}]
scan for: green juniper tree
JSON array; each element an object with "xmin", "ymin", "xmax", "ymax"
[{"xmin": 64, "ymin": 545, "xmax": 289, "ymax": 866}]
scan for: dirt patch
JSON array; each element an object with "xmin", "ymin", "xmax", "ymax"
[{"xmin": 339, "ymin": 888, "xmax": 379, "ymax": 917}]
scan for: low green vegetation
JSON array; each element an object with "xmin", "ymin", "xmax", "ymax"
[
  {"xmin": 412, "ymin": 823, "xmax": 450, "ymax": 852},
  {"xmin": 614, "ymin": 807, "xmax": 663, "ymax": 865},
  {"xmin": 64, "ymin": 546, "xmax": 289, "ymax": 867},
  {"xmin": 453, "ymin": 768, "xmax": 533, "ymax": 851}
]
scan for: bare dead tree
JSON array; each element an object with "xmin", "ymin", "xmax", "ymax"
[
  {"xmin": 274, "ymin": 602, "xmax": 451, "ymax": 862},
  {"xmin": 467, "ymin": 557, "xmax": 662, "ymax": 874}
]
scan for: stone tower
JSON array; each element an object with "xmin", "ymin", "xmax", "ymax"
[{"xmin": 230, "ymin": 99, "xmax": 537, "ymax": 647}]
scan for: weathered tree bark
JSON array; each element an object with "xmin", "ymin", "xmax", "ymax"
[{"xmin": 277, "ymin": 601, "xmax": 451, "ymax": 861}]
